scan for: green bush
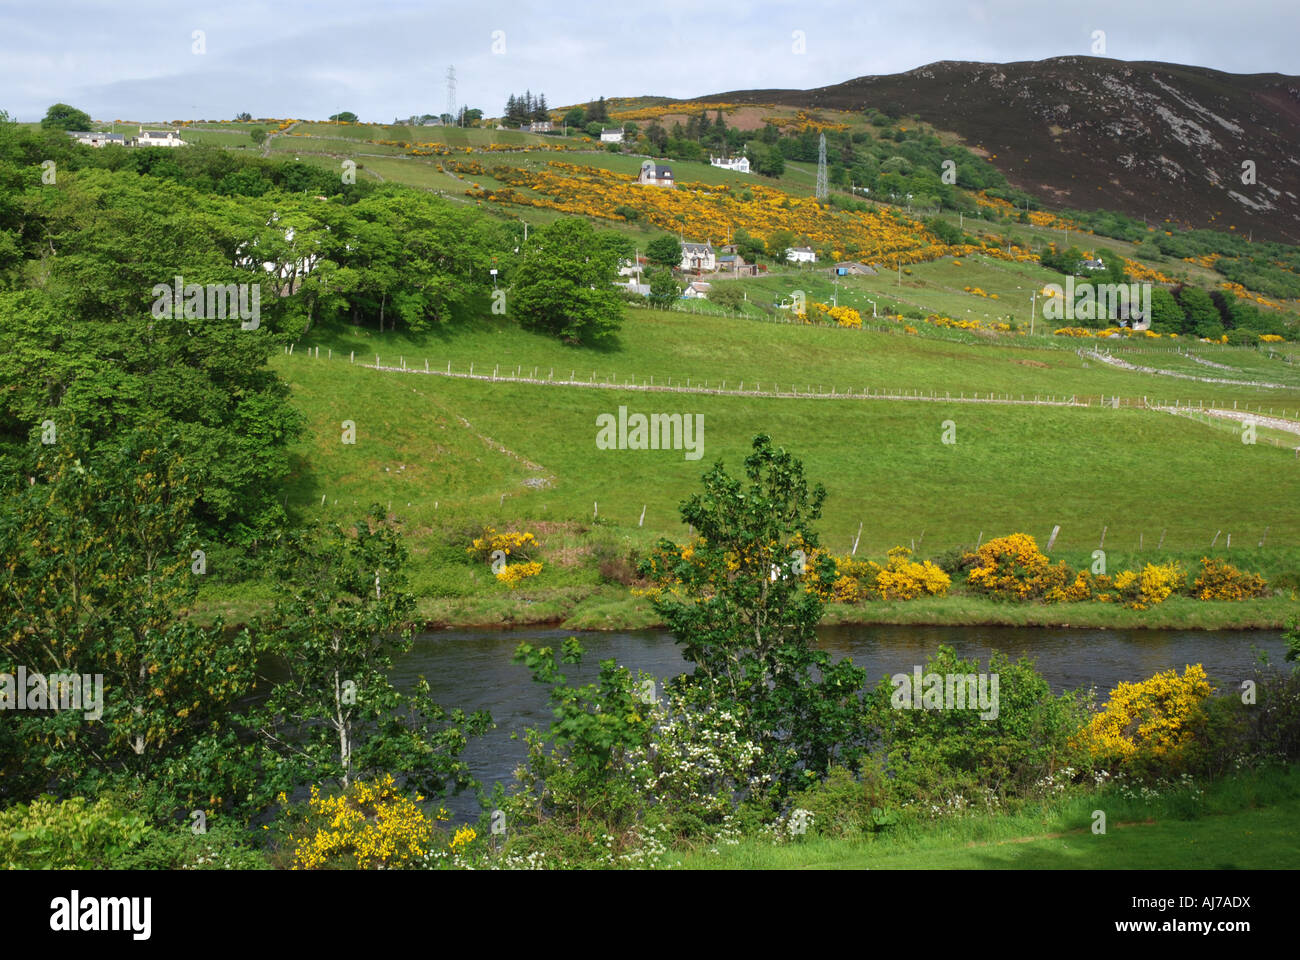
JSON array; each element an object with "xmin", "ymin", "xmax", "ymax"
[{"xmin": 0, "ymin": 796, "xmax": 151, "ymax": 868}]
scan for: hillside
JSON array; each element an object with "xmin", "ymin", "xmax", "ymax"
[{"xmin": 704, "ymin": 57, "xmax": 1300, "ymax": 243}]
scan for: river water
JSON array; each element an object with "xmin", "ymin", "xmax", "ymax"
[{"xmin": 392, "ymin": 623, "xmax": 1287, "ymax": 818}]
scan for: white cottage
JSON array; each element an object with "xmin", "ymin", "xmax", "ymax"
[
  {"xmin": 710, "ymin": 155, "xmax": 750, "ymax": 174},
  {"xmin": 136, "ymin": 126, "xmax": 187, "ymax": 147},
  {"xmin": 600, "ymin": 127, "xmax": 624, "ymax": 143},
  {"xmin": 637, "ymin": 160, "xmax": 674, "ymax": 187},
  {"xmin": 786, "ymin": 246, "xmax": 817, "ymax": 264},
  {"xmin": 680, "ymin": 242, "xmax": 716, "ymax": 273}
]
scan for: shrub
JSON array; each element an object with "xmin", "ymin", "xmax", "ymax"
[
  {"xmin": 1075, "ymin": 665, "xmax": 1214, "ymax": 772},
  {"xmin": 966, "ymin": 533, "xmax": 1071, "ymax": 601},
  {"xmin": 287, "ymin": 774, "xmax": 447, "ymax": 870},
  {"xmin": 497, "ymin": 560, "xmax": 544, "ymax": 587},
  {"xmin": 870, "ymin": 546, "xmax": 951, "ymax": 600},
  {"xmin": 467, "ymin": 526, "xmax": 539, "ymax": 563},
  {"xmin": 0, "ymin": 796, "xmax": 150, "ymax": 869},
  {"xmin": 1191, "ymin": 556, "xmax": 1269, "ymax": 600},
  {"xmin": 869, "ymin": 646, "xmax": 1091, "ymax": 808}
]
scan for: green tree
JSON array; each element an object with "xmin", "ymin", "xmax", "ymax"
[
  {"xmin": 41, "ymin": 103, "xmax": 92, "ymax": 131},
  {"xmin": 767, "ymin": 228, "xmax": 797, "ymax": 261},
  {"xmin": 640, "ymin": 435, "xmax": 870, "ymax": 795},
  {"xmin": 733, "ymin": 228, "xmax": 765, "ymax": 264},
  {"xmin": 1148, "ymin": 287, "xmax": 1184, "ymax": 333},
  {"xmin": 249, "ymin": 128, "xmax": 267, "ymax": 145},
  {"xmin": 645, "ymin": 234, "xmax": 682, "ymax": 270},
  {"xmin": 251, "ymin": 507, "xmax": 490, "ymax": 797},
  {"xmin": 647, "ymin": 268, "xmax": 680, "ymax": 307},
  {"xmin": 1178, "ymin": 287, "xmax": 1223, "ymax": 338},
  {"xmin": 562, "ymin": 107, "xmax": 585, "ymax": 130},
  {"xmin": 511, "ymin": 217, "xmax": 623, "ymax": 343},
  {"xmin": 329, "ymin": 111, "xmax": 359, "ymax": 123},
  {"xmin": 0, "ymin": 432, "xmax": 258, "ymax": 808},
  {"xmin": 708, "ymin": 283, "xmax": 746, "ymax": 310}
]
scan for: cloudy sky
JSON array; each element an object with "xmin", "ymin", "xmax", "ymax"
[{"xmin": 3, "ymin": 0, "xmax": 1297, "ymax": 123}]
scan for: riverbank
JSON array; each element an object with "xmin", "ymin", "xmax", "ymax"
[
  {"xmin": 675, "ymin": 762, "xmax": 1300, "ymax": 869},
  {"xmin": 193, "ymin": 580, "xmax": 1297, "ymax": 632}
]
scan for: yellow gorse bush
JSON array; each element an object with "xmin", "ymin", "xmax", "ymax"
[
  {"xmin": 966, "ymin": 533, "xmax": 1069, "ymax": 600},
  {"xmin": 1075, "ymin": 665, "xmax": 1214, "ymax": 767},
  {"xmin": 449, "ymin": 825, "xmax": 477, "ymax": 852},
  {"xmin": 290, "ymin": 774, "xmax": 447, "ymax": 870},
  {"xmin": 823, "ymin": 547, "xmax": 950, "ymax": 602},
  {"xmin": 496, "ymin": 560, "xmax": 544, "ymax": 588},
  {"xmin": 467, "ymin": 527, "xmax": 539, "ymax": 562},
  {"xmin": 1191, "ymin": 557, "xmax": 1269, "ymax": 601}
]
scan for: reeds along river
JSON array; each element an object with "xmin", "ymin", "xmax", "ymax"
[{"xmin": 392, "ymin": 624, "xmax": 1288, "ymax": 818}]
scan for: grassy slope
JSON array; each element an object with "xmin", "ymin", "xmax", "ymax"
[{"xmin": 195, "ymin": 305, "xmax": 1300, "ymax": 629}]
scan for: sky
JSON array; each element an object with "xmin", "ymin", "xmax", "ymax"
[{"xmin": 2, "ymin": 0, "xmax": 1298, "ymax": 123}]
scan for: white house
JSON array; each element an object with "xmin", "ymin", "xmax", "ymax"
[
  {"xmin": 683, "ymin": 281, "xmax": 712, "ymax": 299},
  {"xmin": 67, "ymin": 131, "xmax": 126, "ymax": 147},
  {"xmin": 527, "ymin": 120, "xmax": 553, "ymax": 133},
  {"xmin": 637, "ymin": 159, "xmax": 674, "ymax": 187},
  {"xmin": 600, "ymin": 127, "xmax": 624, "ymax": 143},
  {"xmin": 136, "ymin": 126, "xmax": 187, "ymax": 147},
  {"xmin": 710, "ymin": 155, "xmax": 750, "ymax": 174},
  {"xmin": 680, "ymin": 242, "xmax": 716, "ymax": 273},
  {"xmin": 786, "ymin": 246, "xmax": 817, "ymax": 264}
]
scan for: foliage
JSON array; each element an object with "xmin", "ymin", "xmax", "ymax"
[
  {"xmin": 466, "ymin": 527, "xmax": 538, "ymax": 563},
  {"xmin": 1075, "ymin": 665, "xmax": 1214, "ymax": 773},
  {"xmin": 1191, "ymin": 556, "xmax": 1269, "ymax": 601},
  {"xmin": 249, "ymin": 507, "xmax": 490, "ymax": 803},
  {"xmin": 645, "ymin": 234, "xmax": 683, "ymax": 268},
  {"xmin": 0, "ymin": 795, "xmax": 149, "ymax": 869},
  {"xmin": 869, "ymin": 645, "xmax": 1091, "ymax": 809},
  {"xmin": 40, "ymin": 103, "xmax": 92, "ymax": 132},
  {"xmin": 287, "ymin": 774, "xmax": 447, "ymax": 869},
  {"xmin": 507, "ymin": 638, "xmax": 657, "ymax": 833},
  {"xmin": 0, "ymin": 433, "xmax": 259, "ymax": 808},
  {"xmin": 640, "ymin": 435, "xmax": 871, "ymax": 795},
  {"xmin": 965, "ymin": 533, "xmax": 1070, "ymax": 601},
  {"xmin": 647, "ymin": 268, "xmax": 680, "ymax": 307},
  {"xmin": 510, "ymin": 217, "xmax": 623, "ymax": 344}
]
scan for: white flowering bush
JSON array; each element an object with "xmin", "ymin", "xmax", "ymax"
[{"xmin": 624, "ymin": 682, "xmax": 769, "ymax": 831}]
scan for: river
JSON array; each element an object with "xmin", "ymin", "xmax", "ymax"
[{"xmin": 392, "ymin": 623, "xmax": 1288, "ymax": 819}]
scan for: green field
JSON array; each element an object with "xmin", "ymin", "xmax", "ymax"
[{"xmin": 193, "ymin": 304, "xmax": 1300, "ymax": 629}]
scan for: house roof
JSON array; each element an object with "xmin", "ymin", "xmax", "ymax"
[
  {"xmin": 688, "ymin": 281, "xmax": 712, "ymax": 290},
  {"xmin": 683, "ymin": 242, "xmax": 713, "ymax": 255}
]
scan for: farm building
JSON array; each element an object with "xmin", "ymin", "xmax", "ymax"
[
  {"xmin": 67, "ymin": 131, "xmax": 126, "ymax": 147},
  {"xmin": 600, "ymin": 128, "xmax": 624, "ymax": 143},
  {"xmin": 683, "ymin": 281, "xmax": 712, "ymax": 299},
  {"xmin": 786, "ymin": 246, "xmax": 817, "ymax": 263}
]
